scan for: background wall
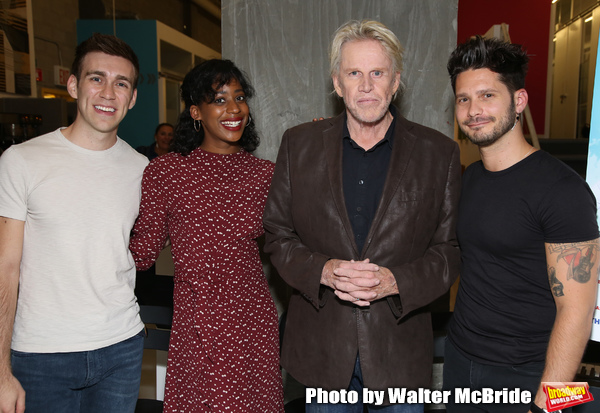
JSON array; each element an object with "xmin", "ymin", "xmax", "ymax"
[
  {"xmin": 222, "ymin": 0, "xmax": 459, "ymax": 162},
  {"xmin": 31, "ymin": 0, "xmax": 221, "ymax": 98}
]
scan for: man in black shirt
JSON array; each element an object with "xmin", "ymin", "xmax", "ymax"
[
  {"xmin": 264, "ymin": 19, "xmax": 461, "ymax": 412},
  {"xmin": 444, "ymin": 36, "xmax": 600, "ymax": 413}
]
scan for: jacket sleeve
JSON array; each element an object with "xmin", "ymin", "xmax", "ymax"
[
  {"xmin": 386, "ymin": 143, "xmax": 461, "ymax": 320},
  {"xmin": 263, "ymin": 131, "xmax": 330, "ymax": 309}
]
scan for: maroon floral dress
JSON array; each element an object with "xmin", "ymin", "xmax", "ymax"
[{"xmin": 130, "ymin": 148, "xmax": 284, "ymax": 412}]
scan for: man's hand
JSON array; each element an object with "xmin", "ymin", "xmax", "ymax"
[
  {"xmin": 321, "ymin": 259, "xmax": 398, "ymax": 306},
  {"xmin": 0, "ymin": 373, "xmax": 25, "ymax": 413}
]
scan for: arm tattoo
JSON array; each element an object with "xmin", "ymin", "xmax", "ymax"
[
  {"xmin": 548, "ymin": 241, "xmax": 598, "ymax": 283},
  {"xmin": 548, "ymin": 266, "xmax": 564, "ymax": 297}
]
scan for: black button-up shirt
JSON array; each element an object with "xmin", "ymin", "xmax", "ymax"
[{"xmin": 342, "ymin": 109, "xmax": 396, "ymax": 253}]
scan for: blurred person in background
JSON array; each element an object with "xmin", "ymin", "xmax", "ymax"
[{"xmin": 136, "ymin": 122, "xmax": 174, "ymax": 160}]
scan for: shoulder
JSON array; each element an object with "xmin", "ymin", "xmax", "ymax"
[
  {"xmin": 245, "ymin": 151, "xmax": 274, "ymax": 166},
  {"xmin": 116, "ymin": 138, "xmax": 149, "ymax": 169},
  {"xmin": 396, "ymin": 115, "xmax": 457, "ymax": 152},
  {"xmin": 243, "ymin": 151, "xmax": 275, "ymax": 176},
  {"xmin": 17, "ymin": 129, "xmax": 63, "ymax": 149},
  {"xmin": 145, "ymin": 152, "xmax": 184, "ymax": 172},
  {"xmin": 283, "ymin": 113, "xmax": 344, "ymax": 141},
  {"xmin": 527, "ymin": 151, "xmax": 589, "ymax": 190},
  {"xmin": 528, "ymin": 152, "xmax": 597, "ymax": 234},
  {"xmin": 138, "ymin": 153, "xmax": 185, "ymax": 189},
  {"xmin": 1, "ymin": 130, "xmax": 63, "ymax": 163}
]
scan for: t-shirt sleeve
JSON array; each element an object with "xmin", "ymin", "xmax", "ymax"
[
  {"xmin": 539, "ymin": 174, "xmax": 599, "ymax": 243},
  {"xmin": 0, "ymin": 148, "xmax": 28, "ymax": 221}
]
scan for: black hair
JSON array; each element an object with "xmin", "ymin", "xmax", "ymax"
[
  {"xmin": 447, "ymin": 36, "xmax": 529, "ymax": 95},
  {"xmin": 154, "ymin": 123, "xmax": 174, "ymax": 135},
  {"xmin": 171, "ymin": 59, "xmax": 259, "ymax": 156},
  {"xmin": 71, "ymin": 33, "xmax": 139, "ymax": 88}
]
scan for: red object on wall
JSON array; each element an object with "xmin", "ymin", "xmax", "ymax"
[
  {"xmin": 457, "ymin": 0, "xmax": 552, "ymax": 136},
  {"xmin": 36, "ymin": 68, "xmax": 42, "ymax": 82}
]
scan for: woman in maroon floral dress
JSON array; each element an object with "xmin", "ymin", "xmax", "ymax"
[{"xmin": 130, "ymin": 60, "xmax": 284, "ymax": 412}]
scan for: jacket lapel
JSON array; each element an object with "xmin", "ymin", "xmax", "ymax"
[
  {"xmin": 362, "ymin": 114, "xmax": 417, "ymax": 256},
  {"xmin": 322, "ymin": 113, "xmax": 361, "ymax": 257}
]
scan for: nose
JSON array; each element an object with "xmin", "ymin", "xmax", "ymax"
[
  {"xmin": 358, "ymin": 75, "xmax": 373, "ymax": 93},
  {"xmin": 467, "ymin": 101, "xmax": 482, "ymax": 118},
  {"xmin": 100, "ymin": 83, "xmax": 116, "ymax": 100},
  {"xmin": 226, "ymin": 99, "xmax": 241, "ymax": 114}
]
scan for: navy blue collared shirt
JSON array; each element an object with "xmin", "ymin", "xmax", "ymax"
[{"xmin": 342, "ymin": 108, "xmax": 396, "ymax": 253}]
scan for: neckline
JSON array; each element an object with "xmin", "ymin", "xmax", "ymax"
[{"xmin": 480, "ymin": 149, "xmax": 542, "ymax": 177}]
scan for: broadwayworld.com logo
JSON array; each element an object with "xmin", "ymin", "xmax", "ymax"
[{"xmin": 542, "ymin": 382, "xmax": 594, "ymax": 411}]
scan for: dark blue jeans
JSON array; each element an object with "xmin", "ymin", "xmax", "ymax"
[
  {"xmin": 11, "ymin": 329, "xmax": 144, "ymax": 413},
  {"xmin": 443, "ymin": 339, "xmax": 567, "ymax": 413},
  {"xmin": 306, "ymin": 355, "xmax": 424, "ymax": 413}
]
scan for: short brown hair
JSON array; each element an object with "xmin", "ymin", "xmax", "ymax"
[{"xmin": 71, "ymin": 33, "xmax": 140, "ymax": 88}]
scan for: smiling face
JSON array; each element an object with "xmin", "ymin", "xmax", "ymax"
[
  {"xmin": 332, "ymin": 39, "xmax": 400, "ymax": 127},
  {"xmin": 67, "ymin": 51, "xmax": 137, "ymax": 140},
  {"xmin": 454, "ymin": 68, "xmax": 525, "ymax": 147},
  {"xmin": 154, "ymin": 124, "xmax": 174, "ymax": 153},
  {"xmin": 190, "ymin": 78, "xmax": 249, "ymax": 154}
]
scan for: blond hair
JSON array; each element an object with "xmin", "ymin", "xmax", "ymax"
[{"xmin": 329, "ymin": 20, "xmax": 404, "ymax": 78}]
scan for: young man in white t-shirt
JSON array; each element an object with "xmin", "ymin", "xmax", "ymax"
[{"xmin": 0, "ymin": 33, "xmax": 149, "ymax": 413}]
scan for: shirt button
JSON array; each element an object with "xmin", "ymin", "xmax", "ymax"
[
  {"xmin": 357, "ymin": 207, "xmax": 362, "ymax": 212},
  {"xmin": 358, "ymin": 180, "xmax": 364, "ymax": 185}
]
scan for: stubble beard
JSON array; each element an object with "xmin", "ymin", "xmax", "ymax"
[
  {"xmin": 346, "ymin": 96, "xmax": 393, "ymax": 126},
  {"xmin": 461, "ymin": 100, "xmax": 517, "ymax": 147}
]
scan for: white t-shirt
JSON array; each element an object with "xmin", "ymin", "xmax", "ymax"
[{"xmin": 0, "ymin": 129, "xmax": 148, "ymax": 352}]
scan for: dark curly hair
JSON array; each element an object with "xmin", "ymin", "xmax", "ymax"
[
  {"xmin": 447, "ymin": 36, "xmax": 529, "ymax": 95},
  {"xmin": 171, "ymin": 59, "xmax": 259, "ymax": 156}
]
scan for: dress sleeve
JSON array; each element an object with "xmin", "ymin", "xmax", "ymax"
[{"xmin": 129, "ymin": 161, "xmax": 169, "ymax": 270}]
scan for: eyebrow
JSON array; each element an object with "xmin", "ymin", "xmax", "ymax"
[
  {"xmin": 215, "ymin": 88, "xmax": 245, "ymax": 95},
  {"xmin": 456, "ymin": 88, "xmax": 498, "ymax": 98},
  {"xmin": 85, "ymin": 70, "xmax": 133, "ymax": 84},
  {"xmin": 343, "ymin": 66, "xmax": 388, "ymax": 72}
]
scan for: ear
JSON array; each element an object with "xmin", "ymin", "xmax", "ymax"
[
  {"xmin": 128, "ymin": 88, "xmax": 138, "ymax": 110},
  {"xmin": 392, "ymin": 72, "xmax": 401, "ymax": 95},
  {"xmin": 332, "ymin": 75, "xmax": 343, "ymax": 98},
  {"xmin": 67, "ymin": 74, "xmax": 78, "ymax": 99},
  {"xmin": 189, "ymin": 105, "xmax": 202, "ymax": 121},
  {"xmin": 514, "ymin": 89, "xmax": 528, "ymax": 114}
]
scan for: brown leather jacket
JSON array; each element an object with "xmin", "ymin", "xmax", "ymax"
[{"xmin": 263, "ymin": 109, "xmax": 461, "ymax": 394}]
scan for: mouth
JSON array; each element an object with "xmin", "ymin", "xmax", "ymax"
[
  {"xmin": 95, "ymin": 105, "xmax": 116, "ymax": 113},
  {"xmin": 221, "ymin": 118, "xmax": 244, "ymax": 130},
  {"xmin": 357, "ymin": 98, "xmax": 379, "ymax": 105},
  {"xmin": 464, "ymin": 117, "xmax": 492, "ymax": 129}
]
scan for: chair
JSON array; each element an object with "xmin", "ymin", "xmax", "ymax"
[{"xmin": 135, "ymin": 305, "xmax": 173, "ymax": 413}]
